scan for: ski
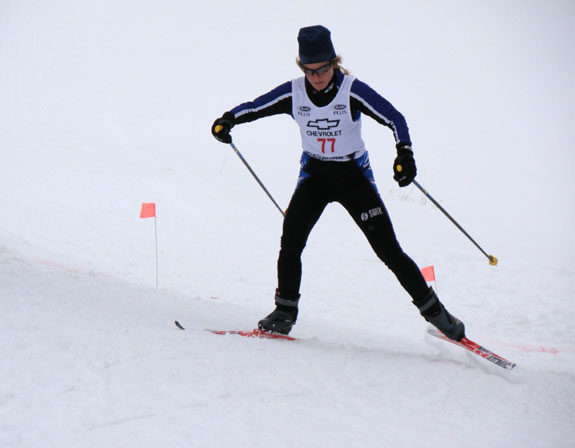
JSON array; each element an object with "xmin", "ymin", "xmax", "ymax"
[
  {"xmin": 427, "ymin": 328, "xmax": 516, "ymax": 370},
  {"xmin": 206, "ymin": 329, "xmax": 296, "ymax": 341},
  {"xmin": 174, "ymin": 321, "xmax": 296, "ymax": 340}
]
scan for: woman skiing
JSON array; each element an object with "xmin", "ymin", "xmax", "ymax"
[{"xmin": 211, "ymin": 25, "xmax": 465, "ymax": 340}]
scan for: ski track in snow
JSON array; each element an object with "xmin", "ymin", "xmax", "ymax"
[{"xmin": 1, "ymin": 251, "xmax": 574, "ymax": 448}]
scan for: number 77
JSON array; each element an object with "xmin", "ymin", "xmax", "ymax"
[{"xmin": 317, "ymin": 138, "xmax": 336, "ymax": 153}]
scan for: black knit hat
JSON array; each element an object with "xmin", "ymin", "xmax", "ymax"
[{"xmin": 297, "ymin": 25, "xmax": 336, "ymax": 64}]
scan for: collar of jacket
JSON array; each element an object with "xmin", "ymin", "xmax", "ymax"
[{"xmin": 304, "ymin": 70, "xmax": 344, "ymax": 106}]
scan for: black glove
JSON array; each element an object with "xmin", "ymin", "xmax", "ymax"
[
  {"xmin": 211, "ymin": 112, "xmax": 235, "ymax": 144},
  {"xmin": 393, "ymin": 144, "xmax": 416, "ymax": 187}
]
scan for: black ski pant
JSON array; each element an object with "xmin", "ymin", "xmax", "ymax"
[{"xmin": 277, "ymin": 155, "xmax": 429, "ymax": 302}]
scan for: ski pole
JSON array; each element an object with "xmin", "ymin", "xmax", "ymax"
[
  {"xmin": 413, "ymin": 179, "xmax": 497, "ymax": 265},
  {"xmin": 397, "ymin": 165, "xmax": 497, "ymax": 265},
  {"xmin": 216, "ymin": 129, "xmax": 285, "ymax": 217},
  {"xmin": 229, "ymin": 141, "xmax": 285, "ymax": 217}
]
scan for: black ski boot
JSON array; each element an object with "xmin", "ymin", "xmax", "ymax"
[
  {"xmin": 413, "ymin": 288, "xmax": 465, "ymax": 341},
  {"xmin": 258, "ymin": 290, "xmax": 299, "ymax": 335}
]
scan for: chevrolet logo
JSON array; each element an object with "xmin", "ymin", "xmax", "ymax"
[{"xmin": 307, "ymin": 118, "xmax": 340, "ymax": 130}]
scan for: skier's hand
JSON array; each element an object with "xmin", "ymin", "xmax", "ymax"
[
  {"xmin": 211, "ymin": 112, "xmax": 235, "ymax": 144},
  {"xmin": 393, "ymin": 144, "xmax": 416, "ymax": 187}
]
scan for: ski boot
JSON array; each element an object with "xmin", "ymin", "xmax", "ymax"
[
  {"xmin": 258, "ymin": 290, "xmax": 299, "ymax": 335},
  {"xmin": 413, "ymin": 288, "xmax": 465, "ymax": 341}
]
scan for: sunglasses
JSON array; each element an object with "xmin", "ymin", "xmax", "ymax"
[{"xmin": 299, "ymin": 61, "xmax": 333, "ymax": 76}]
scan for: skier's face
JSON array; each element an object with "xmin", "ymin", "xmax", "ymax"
[{"xmin": 300, "ymin": 61, "xmax": 334, "ymax": 91}]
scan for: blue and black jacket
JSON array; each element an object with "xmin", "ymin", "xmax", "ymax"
[{"xmin": 228, "ymin": 70, "xmax": 412, "ymax": 148}]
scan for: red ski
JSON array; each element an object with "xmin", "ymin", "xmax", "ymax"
[
  {"xmin": 175, "ymin": 321, "xmax": 296, "ymax": 340},
  {"xmin": 427, "ymin": 328, "xmax": 516, "ymax": 370},
  {"xmin": 206, "ymin": 329, "xmax": 296, "ymax": 341}
]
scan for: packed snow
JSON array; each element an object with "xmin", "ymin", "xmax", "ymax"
[{"xmin": 1, "ymin": 1, "xmax": 573, "ymax": 447}]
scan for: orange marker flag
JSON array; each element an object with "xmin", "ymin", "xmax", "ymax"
[
  {"xmin": 421, "ymin": 265, "xmax": 436, "ymax": 282},
  {"xmin": 140, "ymin": 203, "xmax": 156, "ymax": 219}
]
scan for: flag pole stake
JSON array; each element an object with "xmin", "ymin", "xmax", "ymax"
[
  {"xmin": 154, "ymin": 216, "xmax": 159, "ymax": 289},
  {"xmin": 140, "ymin": 202, "xmax": 159, "ymax": 288}
]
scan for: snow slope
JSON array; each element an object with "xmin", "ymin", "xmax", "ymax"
[{"xmin": 1, "ymin": 0, "xmax": 574, "ymax": 447}]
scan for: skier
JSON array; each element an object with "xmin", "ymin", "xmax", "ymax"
[{"xmin": 211, "ymin": 25, "xmax": 465, "ymax": 340}]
